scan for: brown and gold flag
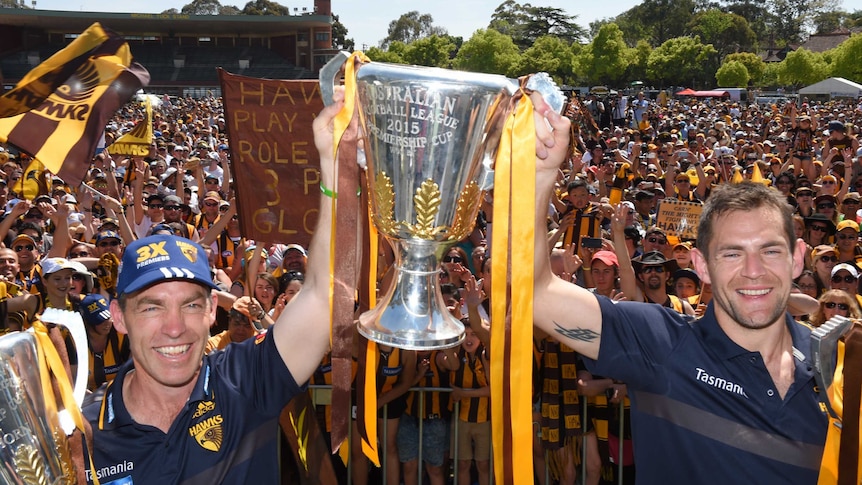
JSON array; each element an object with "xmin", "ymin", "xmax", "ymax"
[
  {"xmin": 0, "ymin": 24, "xmax": 149, "ymax": 187},
  {"xmin": 218, "ymin": 69, "xmax": 324, "ymax": 248},
  {"xmin": 108, "ymin": 95, "xmax": 153, "ymax": 157}
]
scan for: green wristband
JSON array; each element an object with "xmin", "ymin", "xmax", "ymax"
[{"xmin": 320, "ymin": 183, "xmax": 337, "ymax": 199}]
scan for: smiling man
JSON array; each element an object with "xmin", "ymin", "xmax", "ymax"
[
  {"xmin": 82, "ymin": 94, "xmax": 340, "ymax": 483},
  {"xmin": 530, "ymin": 94, "xmax": 827, "ymax": 485}
]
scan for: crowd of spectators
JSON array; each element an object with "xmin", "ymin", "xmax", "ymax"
[{"xmin": 0, "ymin": 90, "xmax": 858, "ymax": 483}]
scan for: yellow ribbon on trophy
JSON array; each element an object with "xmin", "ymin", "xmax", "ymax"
[
  {"xmin": 32, "ymin": 320, "xmax": 100, "ymax": 485},
  {"xmin": 490, "ymin": 85, "xmax": 536, "ymax": 484}
]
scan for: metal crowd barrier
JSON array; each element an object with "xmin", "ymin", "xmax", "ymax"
[{"xmin": 305, "ymin": 384, "xmax": 629, "ymax": 485}]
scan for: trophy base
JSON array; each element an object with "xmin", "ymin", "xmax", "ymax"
[{"xmin": 356, "ymin": 318, "xmax": 464, "ymax": 351}]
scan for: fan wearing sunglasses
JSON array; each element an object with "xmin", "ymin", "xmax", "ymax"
[
  {"xmin": 631, "ymin": 251, "xmax": 695, "ymax": 316},
  {"xmin": 828, "ymin": 262, "xmax": 860, "ymax": 297},
  {"xmin": 441, "ymin": 247, "xmax": 471, "ymax": 287},
  {"xmin": 808, "ymin": 289, "xmax": 861, "ymax": 328},
  {"xmin": 834, "ymin": 220, "xmax": 862, "ymax": 265}
]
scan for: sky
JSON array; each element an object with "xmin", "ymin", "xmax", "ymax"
[{"xmin": 31, "ymin": 0, "xmax": 644, "ymax": 49}]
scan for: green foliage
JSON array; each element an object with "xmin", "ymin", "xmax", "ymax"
[
  {"xmin": 716, "ymin": 60, "xmax": 749, "ymax": 87},
  {"xmin": 579, "ymin": 23, "xmax": 633, "ymax": 86},
  {"xmin": 488, "ymin": 1, "xmax": 584, "ymax": 50},
  {"xmin": 723, "ymin": 52, "xmax": 765, "ymax": 84},
  {"xmin": 240, "ymin": 0, "xmax": 290, "ymax": 16},
  {"xmin": 647, "ymin": 36, "xmax": 718, "ymax": 87},
  {"xmin": 400, "ymin": 35, "xmax": 455, "ymax": 68},
  {"xmin": 181, "ymin": 0, "xmax": 222, "ymax": 15},
  {"xmin": 331, "ymin": 14, "xmax": 354, "ymax": 51},
  {"xmin": 452, "ymin": 29, "xmax": 521, "ymax": 75},
  {"xmin": 364, "ymin": 46, "xmax": 406, "ymax": 64},
  {"xmin": 688, "ymin": 9, "xmax": 757, "ymax": 57},
  {"xmin": 380, "ymin": 11, "xmax": 447, "ymax": 49},
  {"xmin": 618, "ymin": 0, "xmax": 697, "ymax": 46},
  {"xmin": 825, "ymin": 33, "xmax": 862, "ymax": 82},
  {"xmin": 513, "ymin": 35, "xmax": 576, "ymax": 84},
  {"xmin": 776, "ymin": 48, "xmax": 828, "ymax": 87}
]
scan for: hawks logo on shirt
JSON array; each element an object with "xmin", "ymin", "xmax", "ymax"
[
  {"xmin": 192, "ymin": 400, "xmax": 215, "ymax": 419},
  {"xmin": 176, "ymin": 240, "xmax": 198, "ymax": 263},
  {"xmin": 255, "ymin": 333, "xmax": 267, "ymax": 345},
  {"xmin": 189, "ymin": 414, "xmax": 224, "ymax": 452}
]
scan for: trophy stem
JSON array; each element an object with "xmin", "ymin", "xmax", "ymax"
[{"xmin": 357, "ymin": 239, "xmax": 465, "ymax": 350}]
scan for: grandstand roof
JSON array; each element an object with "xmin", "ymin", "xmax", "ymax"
[{"xmin": 0, "ymin": 7, "xmax": 330, "ymax": 36}]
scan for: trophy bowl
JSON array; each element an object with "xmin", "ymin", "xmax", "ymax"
[{"xmin": 337, "ymin": 60, "xmax": 517, "ymax": 350}]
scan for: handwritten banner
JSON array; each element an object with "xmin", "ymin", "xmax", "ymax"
[
  {"xmin": 656, "ymin": 199, "xmax": 702, "ymax": 240},
  {"xmin": 219, "ymin": 69, "xmax": 323, "ymax": 247}
]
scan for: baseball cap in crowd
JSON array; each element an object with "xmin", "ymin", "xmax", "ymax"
[
  {"xmin": 96, "ymin": 231, "xmax": 122, "ymax": 245},
  {"xmin": 837, "ymin": 220, "xmax": 859, "ymax": 233},
  {"xmin": 828, "ymin": 121, "xmax": 845, "ymax": 132},
  {"xmin": 150, "ymin": 223, "xmax": 174, "ymax": 235},
  {"xmin": 591, "ymin": 250, "xmax": 618, "ymax": 268},
  {"xmin": 41, "ymin": 257, "xmax": 76, "ymax": 276},
  {"xmin": 80, "ymin": 294, "xmax": 112, "ymax": 327},
  {"xmin": 116, "ymin": 235, "xmax": 217, "ymax": 296},
  {"xmin": 203, "ymin": 191, "xmax": 221, "ymax": 203},
  {"xmin": 673, "ymin": 268, "xmax": 701, "ymax": 287},
  {"xmin": 283, "ymin": 244, "xmax": 308, "ymax": 257},
  {"xmin": 842, "ymin": 192, "xmax": 860, "ymax": 203},
  {"xmin": 196, "ymin": 141, "xmax": 210, "ymax": 149},
  {"xmin": 811, "ymin": 245, "xmax": 838, "ymax": 260},
  {"xmin": 11, "ymin": 233, "xmax": 37, "ymax": 248},
  {"xmin": 831, "ymin": 263, "xmax": 859, "ymax": 279},
  {"xmin": 164, "ymin": 195, "xmax": 183, "ymax": 206}
]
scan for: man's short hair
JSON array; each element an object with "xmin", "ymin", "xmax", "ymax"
[{"xmin": 696, "ymin": 182, "xmax": 794, "ymax": 260}]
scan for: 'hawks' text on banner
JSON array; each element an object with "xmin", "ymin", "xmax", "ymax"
[
  {"xmin": 218, "ymin": 69, "xmax": 323, "ymax": 247},
  {"xmin": 656, "ymin": 199, "xmax": 703, "ymax": 240}
]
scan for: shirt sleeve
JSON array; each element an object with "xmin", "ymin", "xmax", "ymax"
[
  {"xmin": 210, "ymin": 330, "xmax": 303, "ymax": 417},
  {"xmin": 582, "ymin": 296, "xmax": 692, "ymax": 392}
]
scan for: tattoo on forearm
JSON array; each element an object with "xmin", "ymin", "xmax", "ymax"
[{"xmin": 554, "ymin": 322, "xmax": 600, "ymax": 342}]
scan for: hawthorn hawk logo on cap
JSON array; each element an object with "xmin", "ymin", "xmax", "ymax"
[{"xmin": 176, "ymin": 240, "xmax": 199, "ymax": 263}]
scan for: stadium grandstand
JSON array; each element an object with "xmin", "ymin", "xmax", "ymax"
[{"xmin": 0, "ymin": 0, "xmax": 337, "ymax": 97}]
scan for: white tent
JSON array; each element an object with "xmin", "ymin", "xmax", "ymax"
[{"xmin": 798, "ymin": 77, "xmax": 862, "ymax": 99}]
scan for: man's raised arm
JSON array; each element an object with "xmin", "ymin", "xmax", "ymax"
[
  {"xmin": 270, "ymin": 91, "xmax": 342, "ymax": 383},
  {"xmin": 530, "ymin": 93, "xmax": 604, "ymax": 360}
]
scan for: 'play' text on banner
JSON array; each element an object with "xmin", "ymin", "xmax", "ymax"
[{"xmin": 219, "ymin": 69, "xmax": 323, "ymax": 247}]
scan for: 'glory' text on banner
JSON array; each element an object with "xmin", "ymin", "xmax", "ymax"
[{"xmin": 219, "ymin": 69, "xmax": 323, "ymax": 247}]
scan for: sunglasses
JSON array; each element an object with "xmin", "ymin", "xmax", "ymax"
[
  {"xmin": 822, "ymin": 181, "xmax": 836, "ymax": 185},
  {"xmin": 443, "ymin": 256, "xmax": 463, "ymax": 264},
  {"xmin": 98, "ymin": 240, "xmax": 121, "ymax": 248},
  {"xmin": 219, "ymin": 206, "xmax": 230, "ymax": 212},
  {"xmin": 642, "ymin": 266, "xmax": 665, "ymax": 274},
  {"xmin": 824, "ymin": 301, "xmax": 850, "ymax": 310},
  {"xmin": 148, "ymin": 204, "xmax": 164, "ymax": 209},
  {"xmin": 844, "ymin": 200, "xmax": 860, "ymax": 205},
  {"xmin": 817, "ymin": 203, "xmax": 836, "ymax": 209},
  {"xmin": 820, "ymin": 255, "xmax": 839, "ymax": 263},
  {"xmin": 164, "ymin": 205, "xmax": 181, "ymax": 211},
  {"xmin": 647, "ymin": 236, "xmax": 668, "ymax": 245},
  {"xmin": 69, "ymin": 252, "xmax": 90, "ymax": 258},
  {"xmin": 675, "ymin": 179, "xmax": 689, "ymax": 183},
  {"xmin": 71, "ymin": 274, "xmax": 86, "ymax": 281},
  {"xmin": 204, "ymin": 201, "xmax": 218, "ymax": 207},
  {"xmin": 831, "ymin": 275, "xmax": 857, "ymax": 284},
  {"xmin": 837, "ymin": 234, "xmax": 857, "ymax": 240},
  {"xmin": 13, "ymin": 244, "xmax": 34, "ymax": 252}
]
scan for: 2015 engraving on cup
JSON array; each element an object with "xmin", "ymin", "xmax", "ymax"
[{"xmin": 365, "ymin": 85, "xmax": 460, "ymax": 152}]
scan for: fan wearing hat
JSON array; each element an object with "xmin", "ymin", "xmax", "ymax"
[
  {"xmin": 787, "ymin": 103, "xmax": 818, "ymax": 179},
  {"xmin": 14, "ymin": 257, "xmax": 81, "ymax": 319},
  {"xmin": 206, "ymin": 297, "xmax": 260, "ymax": 354},
  {"xmin": 585, "ymin": 250, "xmax": 620, "ymax": 298},
  {"xmin": 829, "ymin": 262, "xmax": 860, "ymax": 298},
  {"xmin": 794, "ymin": 185, "xmax": 815, "ymax": 217},
  {"xmin": 631, "ymin": 250, "xmax": 694, "ymax": 315},
  {"xmin": 198, "ymin": 198, "xmax": 242, "ymax": 275},
  {"xmin": 673, "ymin": 268, "xmax": 701, "ymax": 306},
  {"xmin": 839, "ymin": 192, "xmax": 861, "ymax": 222},
  {"xmin": 804, "ymin": 213, "xmax": 835, "ymax": 248},
  {"xmin": 191, "ymin": 191, "xmax": 223, "ymax": 237},
  {"xmin": 80, "ymin": 293, "xmax": 130, "ymax": 390},
  {"xmin": 553, "ymin": 178, "xmax": 601, "ymax": 253},
  {"xmin": 81, "ymin": 91, "xmax": 337, "ymax": 484},
  {"xmin": 834, "ymin": 219, "xmax": 862, "ymax": 266},
  {"xmin": 161, "ymin": 195, "xmax": 199, "ymax": 241},
  {"xmin": 824, "ymin": 120, "xmax": 859, "ymax": 167}
]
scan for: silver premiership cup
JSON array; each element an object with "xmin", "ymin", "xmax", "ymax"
[
  {"xmin": 322, "ymin": 54, "xmax": 517, "ymax": 349},
  {"xmin": 0, "ymin": 309, "xmax": 89, "ymax": 485}
]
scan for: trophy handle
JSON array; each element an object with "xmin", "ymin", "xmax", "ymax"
[
  {"xmin": 319, "ymin": 50, "xmax": 350, "ymax": 106},
  {"xmin": 38, "ymin": 308, "xmax": 89, "ymax": 434}
]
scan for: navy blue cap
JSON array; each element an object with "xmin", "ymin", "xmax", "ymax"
[
  {"xmin": 117, "ymin": 235, "xmax": 217, "ymax": 296},
  {"xmin": 80, "ymin": 294, "xmax": 111, "ymax": 326}
]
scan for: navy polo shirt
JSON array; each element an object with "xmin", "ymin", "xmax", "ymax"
[
  {"xmin": 83, "ymin": 330, "xmax": 303, "ymax": 484},
  {"xmin": 584, "ymin": 296, "xmax": 827, "ymax": 485}
]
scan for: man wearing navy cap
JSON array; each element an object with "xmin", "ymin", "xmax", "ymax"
[{"xmin": 83, "ymin": 95, "xmax": 338, "ymax": 484}]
